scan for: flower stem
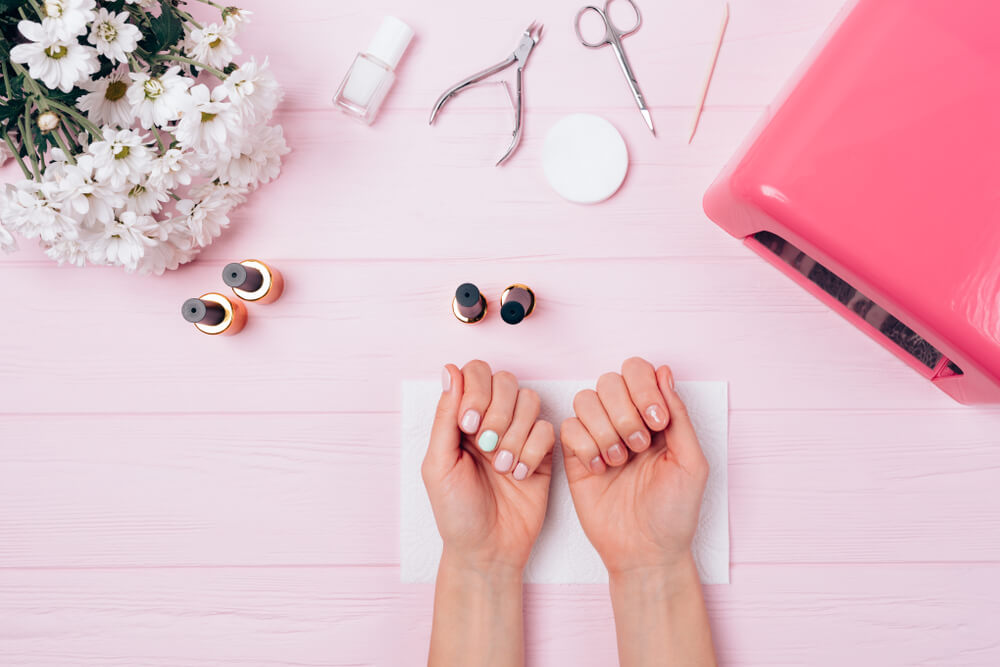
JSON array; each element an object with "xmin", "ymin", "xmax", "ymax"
[
  {"xmin": 18, "ymin": 115, "xmax": 41, "ymax": 179},
  {"xmin": 42, "ymin": 98, "xmax": 103, "ymax": 138},
  {"xmin": 60, "ymin": 120, "xmax": 81, "ymax": 153},
  {"xmin": 174, "ymin": 8, "xmax": 203, "ymax": 30},
  {"xmin": 50, "ymin": 122, "xmax": 77, "ymax": 165},
  {"xmin": 25, "ymin": 0, "xmax": 43, "ymax": 19},
  {"xmin": 2, "ymin": 131, "xmax": 32, "ymax": 179},
  {"xmin": 152, "ymin": 53, "xmax": 225, "ymax": 79},
  {"xmin": 1, "ymin": 61, "xmax": 12, "ymax": 99},
  {"xmin": 151, "ymin": 124, "xmax": 166, "ymax": 153}
]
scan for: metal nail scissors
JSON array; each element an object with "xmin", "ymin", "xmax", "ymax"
[
  {"xmin": 429, "ymin": 22, "xmax": 544, "ymax": 166},
  {"xmin": 574, "ymin": 0, "xmax": 654, "ymax": 134}
]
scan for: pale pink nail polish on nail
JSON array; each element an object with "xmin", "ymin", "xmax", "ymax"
[
  {"xmin": 608, "ymin": 443, "xmax": 627, "ymax": 464},
  {"xmin": 460, "ymin": 410, "xmax": 480, "ymax": 434},
  {"xmin": 589, "ymin": 456, "xmax": 605, "ymax": 474},
  {"xmin": 645, "ymin": 405, "xmax": 665, "ymax": 427},
  {"xmin": 493, "ymin": 450, "xmax": 514, "ymax": 473},
  {"xmin": 441, "ymin": 367, "xmax": 451, "ymax": 392},
  {"xmin": 628, "ymin": 431, "xmax": 649, "ymax": 450},
  {"xmin": 513, "ymin": 462, "xmax": 529, "ymax": 480}
]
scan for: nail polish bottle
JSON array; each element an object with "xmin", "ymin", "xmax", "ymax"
[
  {"xmin": 453, "ymin": 282, "xmax": 488, "ymax": 323},
  {"xmin": 500, "ymin": 284, "xmax": 535, "ymax": 325},
  {"xmin": 333, "ymin": 16, "xmax": 414, "ymax": 125},
  {"xmin": 182, "ymin": 293, "xmax": 247, "ymax": 336},
  {"xmin": 223, "ymin": 260, "xmax": 284, "ymax": 304}
]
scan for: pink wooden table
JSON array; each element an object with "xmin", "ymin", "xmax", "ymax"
[{"xmin": 3, "ymin": 0, "xmax": 1000, "ymax": 664}]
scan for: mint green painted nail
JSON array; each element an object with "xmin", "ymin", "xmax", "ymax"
[{"xmin": 478, "ymin": 430, "xmax": 499, "ymax": 452}]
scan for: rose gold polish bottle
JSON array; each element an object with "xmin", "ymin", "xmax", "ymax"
[
  {"xmin": 182, "ymin": 293, "xmax": 247, "ymax": 336},
  {"xmin": 223, "ymin": 260, "xmax": 284, "ymax": 305},
  {"xmin": 453, "ymin": 283, "xmax": 488, "ymax": 324},
  {"xmin": 333, "ymin": 16, "xmax": 414, "ymax": 125},
  {"xmin": 500, "ymin": 284, "xmax": 536, "ymax": 325}
]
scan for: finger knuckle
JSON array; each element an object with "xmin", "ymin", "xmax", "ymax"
[
  {"xmin": 493, "ymin": 370, "xmax": 517, "ymax": 388},
  {"xmin": 519, "ymin": 387, "xmax": 540, "ymax": 409},
  {"xmin": 596, "ymin": 372, "xmax": 621, "ymax": 392},
  {"xmin": 622, "ymin": 356, "xmax": 652, "ymax": 374},
  {"xmin": 573, "ymin": 389, "xmax": 597, "ymax": 410},
  {"xmin": 464, "ymin": 359, "xmax": 491, "ymax": 376}
]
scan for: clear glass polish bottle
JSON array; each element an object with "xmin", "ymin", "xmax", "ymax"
[{"xmin": 333, "ymin": 16, "xmax": 414, "ymax": 125}]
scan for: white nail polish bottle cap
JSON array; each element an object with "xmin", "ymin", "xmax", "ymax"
[{"xmin": 367, "ymin": 16, "xmax": 414, "ymax": 70}]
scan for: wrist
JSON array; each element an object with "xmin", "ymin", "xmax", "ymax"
[
  {"xmin": 439, "ymin": 548, "xmax": 524, "ymax": 588},
  {"xmin": 608, "ymin": 551, "xmax": 699, "ymax": 601}
]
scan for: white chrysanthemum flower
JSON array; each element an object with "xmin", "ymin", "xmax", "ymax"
[
  {"xmin": 44, "ymin": 236, "xmax": 90, "ymax": 266},
  {"xmin": 185, "ymin": 22, "xmax": 241, "ymax": 70},
  {"xmin": 223, "ymin": 7, "xmax": 252, "ymax": 32},
  {"xmin": 135, "ymin": 231, "xmax": 196, "ymax": 275},
  {"xmin": 1, "ymin": 180, "xmax": 79, "ymax": 243},
  {"xmin": 127, "ymin": 66, "xmax": 193, "ymax": 129},
  {"xmin": 223, "ymin": 58, "xmax": 282, "ymax": 123},
  {"xmin": 175, "ymin": 84, "xmax": 241, "ymax": 158},
  {"xmin": 125, "ymin": 180, "xmax": 169, "ymax": 216},
  {"xmin": 87, "ymin": 9, "xmax": 141, "ymax": 64},
  {"xmin": 46, "ymin": 154, "xmax": 126, "ymax": 226},
  {"xmin": 171, "ymin": 184, "xmax": 245, "ymax": 248},
  {"xmin": 40, "ymin": 0, "xmax": 96, "ymax": 41},
  {"xmin": 0, "ymin": 186, "xmax": 19, "ymax": 253},
  {"xmin": 76, "ymin": 66, "xmax": 134, "ymax": 127},
  {"xmin": 215, "ymin": 123, "xmax": 289, "ymax": 189},
  {"xmin": 10, "ymin": 20, "xmax": 99, "ymax": 93},
  {"xmin": 90, "ymin": 210, "xmax": 157, "ymax": 269},
  {"xmin": 148, "ymin": 148, "xmax": 196, "ymax": 190},
  {"xmin": 88, "ymin": 127, "xmax": 153, "ymax": 188}
]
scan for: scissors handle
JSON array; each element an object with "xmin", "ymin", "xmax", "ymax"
[{"xmin": 574, "ymin": 0, "xmax": 642, "ymax": 48}]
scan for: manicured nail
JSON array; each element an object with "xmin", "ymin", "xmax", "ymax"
[
  {"xmin": 478, "ymin": 429, "xmax": 498, "ymax": 452},
  {"xmin": 493, "ymin": 450, "xmax": 514, "ymax": 473},
  {"xmin": 645, "ymin": 404, "xmax": 666, "ymax": 427},
  {"xmin": 608, "ymin": 443, "xmax": 627, "ymax": 464},
  {"xmin": 589, "ymin": 456, "xmax": 605, "ymax": 474},
  {"xmin": 628, "ymin": 430, "xmax": 650, "ymax": 450},
  {"xmin": 441, "ymin": 367, "xmax": 451, "ymax": 392},
  {"xmin": 461, "ymin": 410, "xmax": 481, "ymax": 434},
  {"xmin": 512, "ymin": 462, "xmax": 529, "ymax": 480}
]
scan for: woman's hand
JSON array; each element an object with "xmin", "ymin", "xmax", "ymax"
[
  {"xmin": 560, "ymin": 357, "xmax": 709, "ymax": 576},
  {"xmin": 422, "ymin": 360, "xmax": 556, "ymax": 573},
  {"xmin": 561, "ymin": 357, "xmax": 716, "ymax": 666},
  {"xmin": 423, "ymin": 361, "xmax": 555, "ymax": 667}
]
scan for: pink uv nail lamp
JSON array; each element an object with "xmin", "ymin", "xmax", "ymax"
[{"xmin": 703, "ymin": 0, "xmax": 1000, "ymax": 404}]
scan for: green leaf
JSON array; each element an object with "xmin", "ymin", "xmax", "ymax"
[{"xmin": 150, "ymin": 0, "xmax": 185, "ymax": 52}]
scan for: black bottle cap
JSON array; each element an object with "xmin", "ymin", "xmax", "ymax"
[
  {"xmin": 455, "ymin": 283, "xmax": 482, "ymax": 308},
  {"xmin": 223, "ymin": 262, "xmax": 264, "ymax": 292},
  {"xmin": 501, "ymin": 301, "xmax": 526, "ymax": 325},
  {"xmin": 182, "ymin": 298, "xmax": 226, "ymax": 325}
]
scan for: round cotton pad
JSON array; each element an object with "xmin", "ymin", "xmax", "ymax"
[{"xmin": 542, "ymin": 114, "xmax": 629, "ymax": 204}]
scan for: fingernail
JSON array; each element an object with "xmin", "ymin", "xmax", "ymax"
[
  {"xmin": 441, "ymin": 367, "xmax": 451, "ymax": 392},
  {"xmin": 645, "ymin": 404, "xmax": 666, "ymax": 427},
  {"xmin": 513, "ymin": 462, "xmax": 529, "ymax": 480},
  {"xmin": 608, "ymin": 443, "xmax": 627, "ymax": 464},
  {"xmin": 493, "ymin": 449, "xmax": 513, "ymax": 473},
  {"xmin": 628, "ymin": 430, "xmax": 649, "ymax": 450},
  {"xmin": 478, "ymin": 429, "xmax": 498, "ymax": 452},
  {"xmin": 461, "ymin": 410, "xmax": 481, "ymax": 434},
  {"xmin": 589, "ymin": 456, "xmax": 605, "ymax": 474}
]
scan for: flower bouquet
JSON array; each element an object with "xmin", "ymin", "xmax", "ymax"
[{"xmin": 0, "ymin": 0, "xmax": 288, "ymax": 274}]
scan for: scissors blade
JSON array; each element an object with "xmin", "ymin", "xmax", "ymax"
[{"xmin": 641, "ymin": 108, "xmax": 655, "ymax": 135}]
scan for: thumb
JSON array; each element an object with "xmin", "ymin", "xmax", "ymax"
[
  {"xmin": 655, "ymin": 366, "xmax": 708, "ymax": 474},
  {"xmin": 423, "ymin": 364, "xmax": 465, "ymax": 477}
]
